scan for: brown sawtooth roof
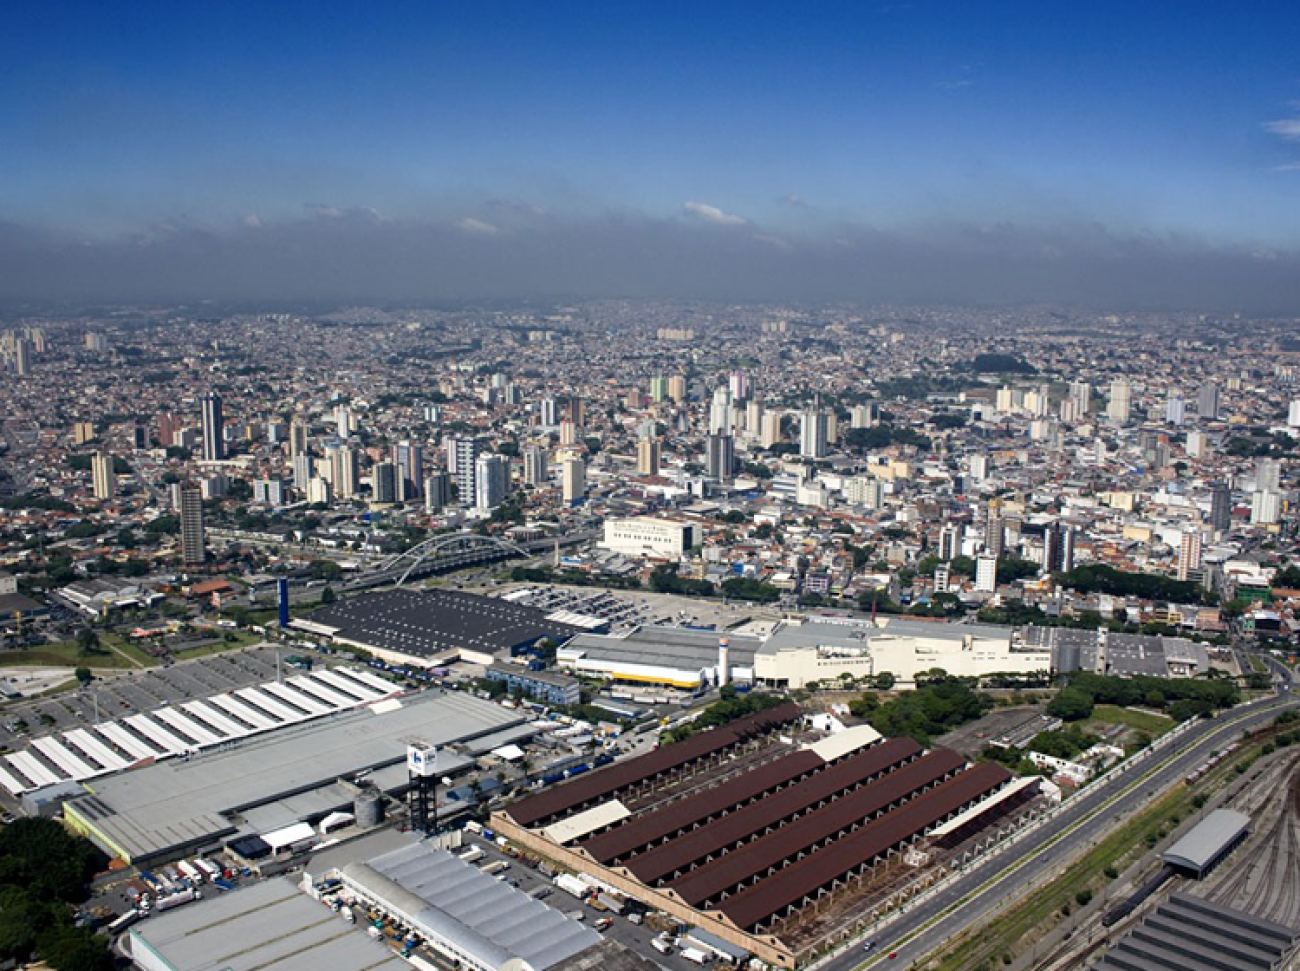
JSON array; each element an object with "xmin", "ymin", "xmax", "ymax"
[
  {"xmin": 507, "ymin": 701, "xmax": 801, "ymax": 827},
  {"xmin": 669, "ymin": 747, "xmax": 967, "ymax": 907},
  {"xmin": 717, "ymin": 761, "xmax": 1012, "ymax": 930},
  {"xmin": 581, "ymin": 748, "xmax": 825, "ymax": 863},
  {"xmin": 626, "ymin": 736, "xmax": 923, "ymax": 885}
]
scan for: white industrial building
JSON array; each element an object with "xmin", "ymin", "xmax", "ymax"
[{"xmin": 600, "ymin": 517, "xmax": 699, "ymax": 558}]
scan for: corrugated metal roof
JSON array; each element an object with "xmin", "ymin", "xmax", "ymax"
[
  {"xmin": 717, "ymin": 761, "xmax": 1012, "ymax": 930},
  {"xmin": 128, "ymin": 877, "xmax": 410, "ymax": 971},
  {"xmin": 347, "ymin": 844, "xmax": 601, "ymax": 971},
  {"xmin": 625, "ymin": 737, "xmax": 922, "ymax": 885},
  {"xmin": 581, "ymin": 748, "xmax": 824, "ymax": 863},
  {"xmin": 507, "ymin": 702, "xmax": 801, "ymax": 827},
  {"xmin": 1162, "ymin": 809, "xmax": 1251, "ymax": 875},
  {"xmin": 670, "ymin": 748, "xmax": 967, "ymax": 907}
]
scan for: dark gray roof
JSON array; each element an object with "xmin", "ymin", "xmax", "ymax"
[
  {"xmin": 1093, "ymin": 892, "xmax": 1297, "ymax": 971},
  {"xmin": 567, "ymin": 625, "xmax": 760, "ymax": 668},
  {"xmin": 304, "ymin": 588, "xmax": 581, "ymax": 660},
  {"xmin": 1163, "ymin": 809, "xmax": 1250, "ymax": 875}
]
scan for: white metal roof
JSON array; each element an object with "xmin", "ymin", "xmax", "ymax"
[
  {"xmin": 802, "ymin": 724, "xmax": 882, "ymax": 762},
  {"xmin": 543, "ymin": 799, "xmax": 632, "ymax": 844}
]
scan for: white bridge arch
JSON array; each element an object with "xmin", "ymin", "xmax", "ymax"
[{"xmin": 378, "ymin": 533, "xmax": 528, "ymax": 586}]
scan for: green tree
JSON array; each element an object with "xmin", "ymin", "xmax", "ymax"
[
  {"xmin": 73, "ymin": 667, "xmax": 92, "ymax": 687},
  {"xmin": 319, "ymin": 586, "xmax": 337, "ymax": 605},
  {"xmin": 1046, "ymin": 687, "xmax": 1095, "ymax": 721},
  {"xmin": 75, "ymin": 629, "xmax": 101, "ymax": 657}
]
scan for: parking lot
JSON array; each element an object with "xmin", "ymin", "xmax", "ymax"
[
  {"xmin": 497, "ymin": 584, "xmax": 756, "ymax": 636},
  {"xmin": 0, "ymin": 644, "xmax": 305, "ymax": 749},
  {"xmin": 466, "ymin": 832, "xmax": 726, "ymax": 969}
]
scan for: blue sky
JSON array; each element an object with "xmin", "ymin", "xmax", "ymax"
[{"xmin": 3, "ymin": 2, "xmax": 1300, "ymax": 308}]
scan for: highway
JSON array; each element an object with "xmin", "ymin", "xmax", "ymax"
[{"xmin": 823, "ymin": 672, "xmax": 1298, "ymax": 971}]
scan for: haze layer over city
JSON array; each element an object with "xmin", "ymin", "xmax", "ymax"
[{"xmin": 1, "ymin": 5, "xmax": 1299, "ymax": 971}]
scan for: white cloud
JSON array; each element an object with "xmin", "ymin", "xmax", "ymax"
[
  {"xmin": 457, "ymin": 217, "xmax": 500, "ymax": 236},
  {"xmin": 305, "ymin": 203, "xmax": 344, "ymax": 218},
  {"xmin": 242, "ymin": 214, "xmax": 262, "ymax": 228},
  {"xmin": 1264, "ymin": 118, "xmax": 1300, "ymax": 142},
  {"xmin": 683, "ymin": 201, "xmax": 746, "ymax": 226},
  {"xmin": 753, "ymin": 233, "xmax": 792, "ymax": 251}
]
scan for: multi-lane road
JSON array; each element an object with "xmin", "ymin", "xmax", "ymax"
[{"xmin": 823, "ymin": 671, "xmax": 1298, "ymax": 971}]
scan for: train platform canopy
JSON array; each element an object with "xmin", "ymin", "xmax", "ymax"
[
  {"xmin": 1162, "ymin": 809, "xmax": 1251, "ymax": 877},
  {"xmin": 1094, "ymin": 892, "xmax": 1297, "ymax": 971},
  {"xmin": 126, "ymin": 876, "xmax": 410, "ymax": 971}
]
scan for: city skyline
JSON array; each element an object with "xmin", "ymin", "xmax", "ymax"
[{"xmin": 3, "ymin": 2, "xmax": 1300, "ymax": 310}]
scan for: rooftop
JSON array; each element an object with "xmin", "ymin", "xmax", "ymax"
[
  {"xmin": 301, "ymin": 588, "xmax": 581, "ymax": 660},
  {"xmin": 128, "ymin": 876, "xmax": 410, "ymax": 971},
  {"xmin": 66, "ymin": 690, "xmax": 523, "ymax": 862}
]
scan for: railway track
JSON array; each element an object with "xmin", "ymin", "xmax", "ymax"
[{"xmin": 1205, "ymin": 753, "xmax": 1300, "ymax": 927}]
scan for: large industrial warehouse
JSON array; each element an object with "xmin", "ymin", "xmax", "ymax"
[
  {"xmin": 493, "ymin": 702, "xmax": 1036, "ymax": 967},
  {"xmin": 296, "ymin": 588, "xmax": 582, "ymax": 666},
  {"xmin": 65, "ymin": 690, "xmax": 531, "ymax": 864}
]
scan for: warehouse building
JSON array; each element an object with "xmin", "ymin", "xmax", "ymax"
[
  {"xmin": 558, "ymin": 626, "xmax": 761, "ymax": 689},
  {"xmin": 558, "ymin": 616, "xmax": 1051, "ymax": 692},
  {"xmin": 337, "ymin": 842, "xmax": 602, "ymax": 971},
  {"xmin": 296, "ymin": 588, "xmax": 582, "ymax": 666},
  {"xmin": 64, "ymin": 690, "xmax": 530, "ymax": 865},
  {"xmin": 0, "ymin": 666, "xmax": 400, "ymax": 798},
  {"xmin": 493, "ymin": 703, "xmax": 1023, "ymax": 967},
  {"xmin": 128, "ymin": 876, "xmax": 410, "ymax": 971}
]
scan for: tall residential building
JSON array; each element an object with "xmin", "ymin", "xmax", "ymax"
[
  {"xmin": 73, "ymin": 421, "xmax": 96, "ymax": 445},
  {"xmin": 13, "ymin": 338, "xmax": 31, "ymax": 376},
  {"xmin": 523, "ymin": 445, "xmax": 549, "ymax": 486},
  {"xmin": 850, "ymin": 402, "xmax": 879, "ymax": 429},
  {"xmin": 474, "ymin": 454, "xmax": 510, "ymax": 511},
  {"xmin": 91, "ymin": 451, "xmax": 116, "ymax": 500},
  {"xmin": 1165, "ymin": 393, "xmax": 1185, "ymax": 425},
  {"xmin": 252, "ymin": 479, "xmax": 286, "ymax": 506},
  {"xmin": 637, "ymin": 439, "xmax": 661, "ymax": 476},
  {"xmin": 1257, "ymin": 458, "xmax": 1281, "ymax": 494},
  {"xmin": 292, "ymin": 454, "xmax": 315, "ymax": 491},
  {"xmin": 1289, "ymin": 399, "xmax": 1300, "ymax": 429},
  {"xmin": 200, "ymin": 392, "xmax": 225, "ymax": 461},
  {"xmin": 179, "ymin": 484, "xmax": 206, "ymax": 566},
  {"xmin": 1186, "ymin": 430, "xmax": 1208, "ymax": 459},
  {"xmin": 1209, "ymin": 482, "xmax": 1232, "ymax": 531},
  {"xmin": 372, "ymin": 462, "xmax": 400, "ymax": 504},
  {"xmin": 975, "ymin": 554, "xmax": 998, "ymax": 593},
  {"xmin": 334, "ymin": 404, "xmax": 353, "ymax": 438},
  {"xmin": 708, "ymin": 386, "xmax": 733, "ymax": 435},
  {"xmin": 1069, "ymin": 381, "xmax": 1092, "ymax": 413},
  {"xmin": 667, "ymin": 374, "xmax": 687, "ymax": 403},
  {"xmin": 558, "ymin": 420, "xmax": 578, "ymax": 446},
  {"xmin": 649, "ymin": 375, "xmax": 669, "ymax": 403},
  {"xmin": 760, "ymin": 411, "xmax": 783, "ymax": 448},
  {"xmin": 799, "ymin": 407, "xmax": 828, "ymax": 459},
  {"xmin": 289, "ymin": 418, "xmax": 309, "ymax": 457},
  {"xmin": 560, "ymin": 457, "xmax": 586, "ymax": 504},
  {"xmin": 705, "ymin": 434, "xmax": 735, "ymax": 480},
  {"xmin": 424, "ymin": 472, "xmax": 451, "ymax": 511},
  {"xmin": 539, "ymin": 397, "xmax": 559, "ymax": 426},
  {"xmin": 1044, "ymin": 522, "xmax": 1075, "ymax": 573},
  {"xmin": 938, "ymin": 524, "xmax": 961, "ymax": 561},
  {"xmin": 391, "ymin": 440, "xmax": 423, "ymax": 500},
  {"xmin": 328, "ymin": 445, "xmax": 359, "ymax": 499},
  {"xmin": 1197, "ymin": 381, "xmax": 1220, "ymax": 421},
  {"xmin": 983, "ymin": 511, "xmax": 1005, "ymax": 558},
  {"xmin": 450, "ymin": 437, "xmax": 481, "ymax": 503},
  {"xmin": 729, "ymin": 370, "xmax": 750, "ymax": 402},
  {"xmin": 1251, "ymin": 490, "xmax": 1281, "ymax": 526},
  {"xmin": 1106, "ymin": 380, "xmax": 1131, "ymax": 424},
  {"xmin": 1176, "ymin": 530, "xmax": 1203, "ymax": 581}
]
